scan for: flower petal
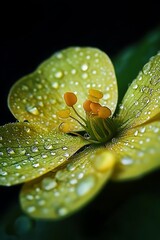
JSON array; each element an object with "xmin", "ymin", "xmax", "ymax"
[
  {"xmin": 20, "ymin": 147, "xmax": 116, "ymax": 219},
  {"xmin": 0, "ymin": 122, "xmax": 87, "ymax": 186},
  {"xmin": 8, "ymin": 47, "xmax": 118, "ymax": 131},
  {"xmin": 111, "ymin": 121, "xmax": 160, "ymax": 180},
  {"xmin": 117, "ymin": 52, "xmax": 160, "ymax": 128}
]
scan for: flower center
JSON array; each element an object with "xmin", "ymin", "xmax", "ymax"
[{"xmin": 57, "ymin": 89, "xmax": 117, "ymax": 144}]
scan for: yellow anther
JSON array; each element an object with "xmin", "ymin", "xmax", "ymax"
[
  {"xmin": 98, "ymin": 106, "xmax": 111, "ymax": 119},
  {"xmin": 83, "ymin": 100, "xmax": 92, "ymax": 112},
  {"xmin": 88, "ymin": 95, "xmax": 99, "ymax": 103},
  {"xmin": 64, "ymin": 92, "xmax": 77, "ymax": 107},
  {"xmin": 89, "ymin": 89, "xmax": 103, "ymax": 99},
  {"xmin": 90, "ymin": 102, "xmax": 101, "ymax": 114},
  {"xmin": 59, "ymin": 122, "xmax": 71, "ymax": 133},
  {"xmin": 57, "ymin": 109, "xmax": 70, "ymax": 118}
]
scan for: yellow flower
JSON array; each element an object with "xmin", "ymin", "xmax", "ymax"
[{"xmin": 0, "ymin": 47, "xmax": 160, "ymax": 219}]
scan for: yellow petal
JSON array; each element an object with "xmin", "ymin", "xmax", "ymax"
[
  {"xmin": 111, "ymin": 121, "xmax": 160, "ymax": 180},
  {"xmin": 0, "ymin": 122, "xmax": 87, "ymax": 186},
  {"xmin": 8, "ymin": 47, "xmax": 118, "ymax": 131},
  {"xmin": 117, "ymin": 52, "xmax": 160, "ymax": 129},
  {"xmin": 20, "ymin": 147, "xmax": 116, "ymax": 219}
]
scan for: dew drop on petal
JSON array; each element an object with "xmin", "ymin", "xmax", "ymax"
[
  {"xmin": 93, "ymin": 152, "xmax": 115, "ymax": 172},
  {"xmin": 56, "ymin": 207, "xmax": 68, "ymax": 216},
  {"xmin": 143, "ymin": 62, "xmax": 151, "ymax": 75},
  {"xmin": 27, "ymin": 206, "xmax": 36, "ymax": 213},
  {"xmin": 26, "ymin": 106, "xmax": 39, "ymax": 115},
  {"xmin": 54, "ymin": 71, "xmax": 63, "ymax": 79},
  {"xmin": 76, "ymin": 175, "xmax": 96, "ymax": 196},
  {"xmin": 31, "ymin": 146, "xmax": 39, "ymax": 152},
  {"xmin": 41, "ymin": 177, "xmax": 57, "ymax": 190},
  {"xmin": 121, "ymin": 156, "xmax": 133, "ymax": 166},
  {"xmin": 7, "ymin": 148, "xmax": 15, "ymax": 155},
  {"xmin": 81, "ymin": 63, "xmax": 88, "ymax": 71}
]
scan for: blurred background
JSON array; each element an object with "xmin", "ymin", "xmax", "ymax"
[{"xmin": 0, "ymin": 1, "xmax": 160, "ymax": 239}]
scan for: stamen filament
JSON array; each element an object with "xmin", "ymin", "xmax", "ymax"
[
  {"xmin": 72, "ymin": 106, "xmax": 86, "ymax": 123},
  {"xmin": 70, "ymin": 116, "xmax": 86, "ymax": 128}
]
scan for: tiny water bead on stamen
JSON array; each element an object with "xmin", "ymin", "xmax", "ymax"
[{"xmin": 58, "ymin": 89, "xmax": 117, "ymax": 144}]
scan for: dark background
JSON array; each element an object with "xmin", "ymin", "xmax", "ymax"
[
  {"xmin": 0, "ymin": 1, "xmax": 160, "ymax": 239},
  {"xmin": 0, "ymin": 0, "xmax": 159, "ymax": 126}
]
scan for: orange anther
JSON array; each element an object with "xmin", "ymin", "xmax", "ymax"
[
  {"xmin": 64, "ymin": 92, "xmax": 77, "ymax": 107},
  {"xmin": 83, "ymin": 100, "xmax": 92, "ymax": 112},
  {"xmin": 98, "ymin": 106, "xmax": 111, "ymax": 119},
  {"xmin": 89, "ymin": 89, "xmax": 103, "ymax": 99},
  {"xmin": 90, "ymin": 102, "xmax": 101, "ymax": 114}
]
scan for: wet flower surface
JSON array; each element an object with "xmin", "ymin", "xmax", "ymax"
[{"xmin": 0, "ymin": 47, "xmax": 160, "ymax": 219}]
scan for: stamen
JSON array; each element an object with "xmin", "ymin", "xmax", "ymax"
[
  {"xmin": 64, "ymin": 92, "xmax": 77, "ymax": 107},
  {"xmin": 59, "ymin": 122, "xmax": 71, "ymax": 133},
  {"xmin": 89, "ymin": 89, "xmax": 103, "ymax": 99},
  {"xmin": 58, "ymin": 89, "xmax": 116, "ymax": 144},
  {"xmin": 98, "ymin": 106, "xmax": 111, "ymax": 119},
  {"xmin": 90, "ymin": 102, "xmax": 101, "ymax": 114},
  {"xmin": 83, "ymin": 100, "xmax": 92, "ymax": 112},
  {"xmin": 57, "ymin": 109, "xmax": 71, "ymax": 118},
  {"xmin": 88, "ymin": 95, "xmax": 99, "ymax": 103}
]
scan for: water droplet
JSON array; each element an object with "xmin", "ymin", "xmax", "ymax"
[
  {"xmin": 26, "ymin": 106, "xmax": 39, "ymax": 115},
  {"xmin": 93, "ymin": 152, "xmax": 115, "ymax": 172},
  {"xmin": 19, "ymin": 149, "xmax": 26, "ymax": 155},
  {"xmin": 24, "ymin": 126, "xmax": 31, "ymax": 133},
  {"xmin": 62, "ymin": 146, "xmax": 68, "ymax": 150},
  {"xmin": 150, "ymin": 75, "xmax": 160, "ymax": 86},
  {"xmin": 0, "ymin": 136, "xmax": 3, "ymax": 141},
  {"xmin": 44, "ymin": 143, "xmax": 53, "ymax": 150},
  {"xmin": 141, "ymin": 86, "xmax": 149, "ymax": 93},
  {"xmin": 64, "ymin": 152, "xmax": 70, "ymax": 158},
  {"xmin": 55, "ymin": 71, "xmax": 63, "ymax": 78},
  {"xmin": 143, "ymin": 62, "xmax": 151, "ymax": 74},
  {"xmin": 76, "ymin": 175, "xmax": 95, "ymax": 196},
  {"xmin": 52, "ymin": 82, "xmax": 59, "ymax": 89},
  {"xmin": 135, "ymin": 110, "xmax": 141, "ymax": 118},
  {"xmin": 27, "ymin": 206, "xmax": 36, "ymax": 213},
  {"xmin": 132, "ymin": 84, "xmax": 138, "ymax": 89},
  {"xmin": 42, "ymin": 177, "xmax": 57, "ymax": 190},
  {"xmin": 41, "ymin": 153, "xmax": 48, "ymax": 159},
  {"xmin": 142, "ymin": 96, "xmax": 150, "ymax": 106},
  {"xmin": 0, "ymin": 152, "xmax": 3, "ymax": 156},
  {"xmin": 7, "ymin": 148, "xmax": 15, "ymax": 155},
  {"xmin": 22, "ymin": 85, "xmax": 29, "ymax": 91},
  {"xmin": 15, "ymin": 164, "xmax": 22, "ymax": 169},
  {"xmin": 71, "ymin": 69, "xmax": 76, "ymax": 74},
  {"xmin": 0, "ymin": 169, "xmax": 8, "ymax": 176},
  {"xmin": 67, "ymin": 163, "xmax": 76, "ymax": 171},
  {"xmin": 31, "ymin": 146, "xmax": 39, "ymax": 152},
  {"xmin": 81, "ymin": 73, "xmax": 88, "ymax": 79},
  {"xmin": 56, "ymin": 207, "xmax": 68, "ymax": 216},
  {"xmin": 32, "ymin": 163, "xmax": 40, "ymax": 168},
  {"xmin": 121, "ymin": 156, "xmax": 133, "ymax": 165},
  {"xmin": 55, "ymin": 170, "xmax": 66, "ymax": 181},
  {"xmin": 26, "ymin": 194, "xmax": 34, "ymax": 200},
  {"xmin": 81, "ymin": 63, "xmax": 88, "ymax": 71},
  {"xmin": 139, "ymin": 127, "xmax": 146, "ymax": 133}
]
